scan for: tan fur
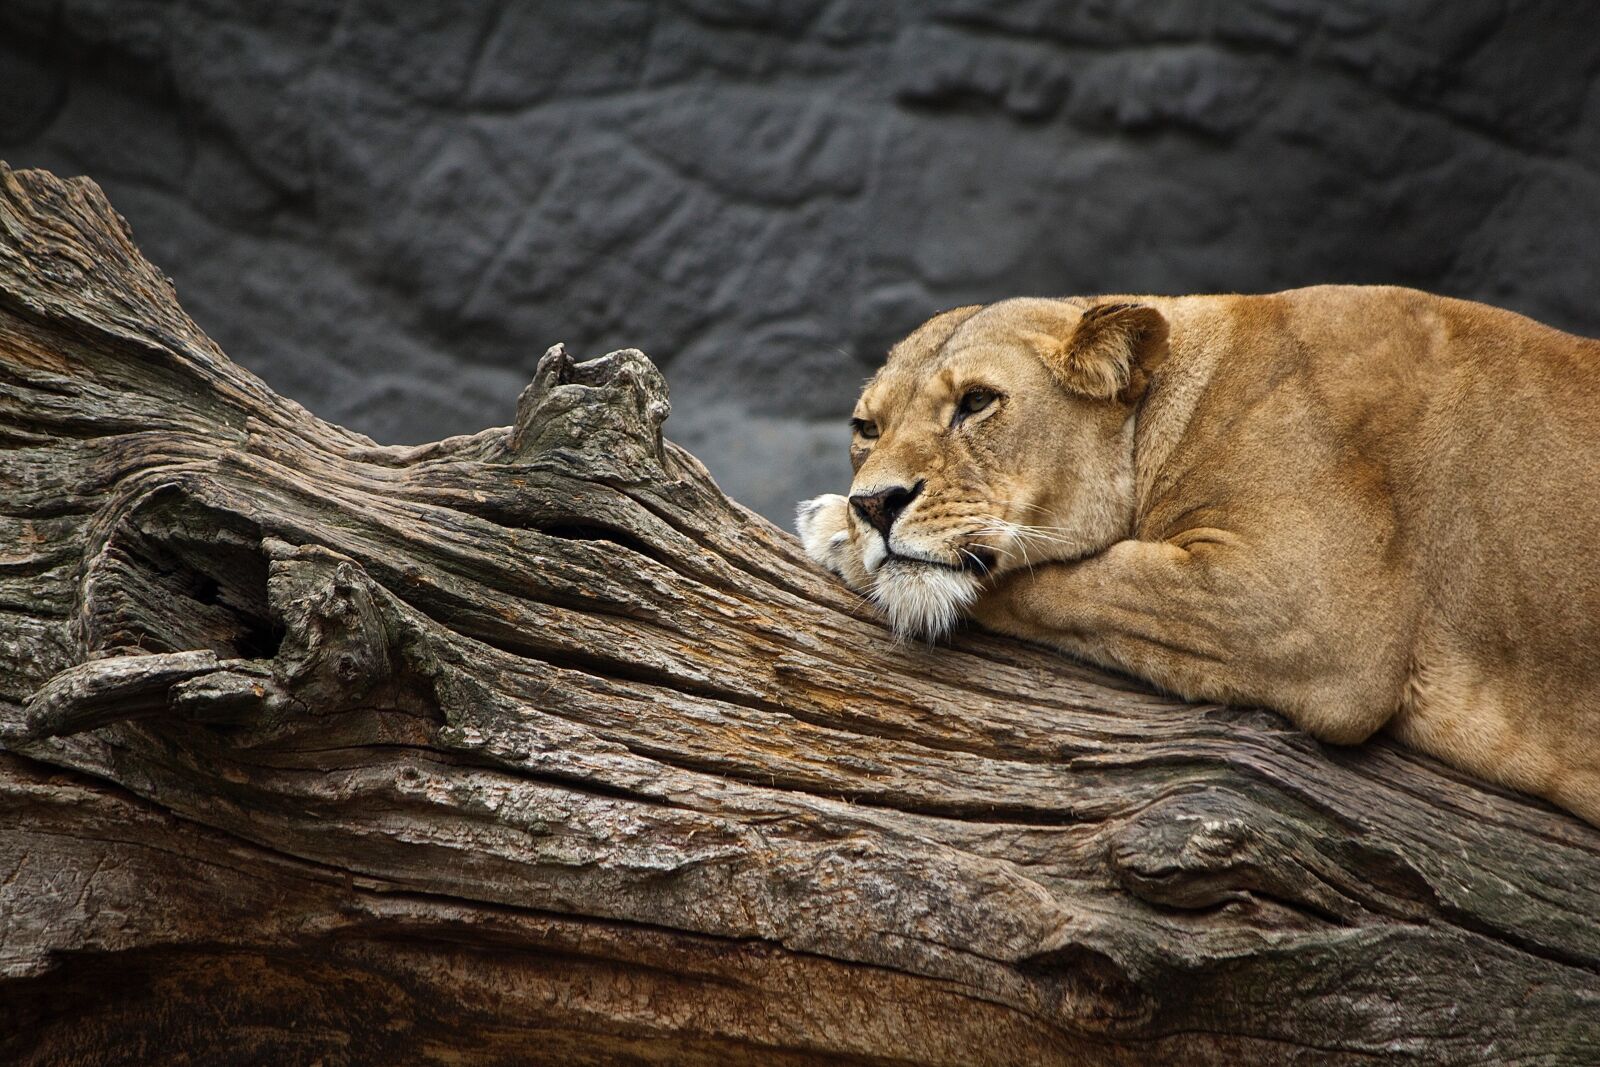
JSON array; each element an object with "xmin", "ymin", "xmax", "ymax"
[{"xmin": 798, "ymin": 286, "xmax": 1600, "ymax": 825}]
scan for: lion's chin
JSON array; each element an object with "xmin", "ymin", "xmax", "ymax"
[{"xmin": 870, "ymin": 561, "xmax": 981, "ymax": 642}]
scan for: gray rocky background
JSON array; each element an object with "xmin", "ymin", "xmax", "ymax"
[{"xmin": 3, "ymin": 1, "xmax": 1597, "ymax": 521}]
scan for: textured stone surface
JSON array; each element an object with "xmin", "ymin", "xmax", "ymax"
[{"xmin": 3, "ymin": 0, "xmax": 1597, "ymax": 519}]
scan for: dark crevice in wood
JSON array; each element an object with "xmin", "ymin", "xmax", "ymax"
[
  {"xmin": 0, "ymin": 551, "xmax": 76, "ymax": 577},
  {"xmin": 1435, "ymin": 903, "xmax": 1600, "ymax": 975},
  {"xmin": 0, "ymin": 361, "xmax": 79, "ymax": 399},
  {"xmin": 444, "ymin": 495, "xmax": 681, "ymax": 572},
  {"xmin": 534, "ymin": 521, "xmax": 700, "ymax": 585},
  {"xmin": 1135, "ymin": 878, "xmax": 1348, "ymax": 928},
  {"xmin": 83, "ymin": 513, "xmax": 283, "ymax": 662},
  {"xmin": 0, "ymin": 497, "xmax": 96, "ymax": 520}
]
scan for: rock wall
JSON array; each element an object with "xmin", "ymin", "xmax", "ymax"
[{"xmin": 3, "ymin": 1, "xmax": 1596, "ymax": 519}]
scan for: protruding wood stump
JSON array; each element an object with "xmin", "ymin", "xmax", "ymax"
[{"xmin": 1, "ymin": 165, "xmax": 1596, "ymax": 1065}]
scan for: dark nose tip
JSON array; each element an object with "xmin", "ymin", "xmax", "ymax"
[{"xmin": 850, "ymin": 481, "xmax": 923, "ymax": 536}]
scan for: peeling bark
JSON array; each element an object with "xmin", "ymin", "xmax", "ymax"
[{"xmin": 0, "ymin": 164, "xmax": 1597, "ymax": 1066}]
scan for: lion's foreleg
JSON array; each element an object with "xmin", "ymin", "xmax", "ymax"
[
  {"xmin": 796, "ymin": 494, "xmax": 874, "ymax": 593},
  {"xmin": 970, "ymin": 539, "xmax": 1394, "ymax": 744}
]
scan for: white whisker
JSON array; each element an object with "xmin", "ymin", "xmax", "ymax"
[{"xmin": 966, "ymin": 513, "xmax": 1094, "ymax": 570}]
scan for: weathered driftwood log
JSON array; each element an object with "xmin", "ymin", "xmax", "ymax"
[{"xmin": 0, "ymin": 164, "xmax": 1597, "ymax": 1066}]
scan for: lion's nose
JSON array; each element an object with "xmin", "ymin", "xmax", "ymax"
[{"xmin": 849, "ymin": 480, "xmax": 923, "ymax": 537}]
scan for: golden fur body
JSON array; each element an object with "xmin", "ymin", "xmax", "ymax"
[{"xmin": 798, "ymin": 286, "xmax": 1600, "ymax": 824}]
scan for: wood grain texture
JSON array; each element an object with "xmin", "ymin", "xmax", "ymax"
[{"xmin": 0, "ymin": 164, "xmax": 1596, "ymax": 1066}]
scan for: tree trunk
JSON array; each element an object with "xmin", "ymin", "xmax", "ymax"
[{"xmin": 0, "ymin": 164, "xmax": 1596, "ymax": 1066}]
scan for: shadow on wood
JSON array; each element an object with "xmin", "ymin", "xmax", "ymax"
[{"xmin": 1, "ymin": 165, "xmax": 1597, "ymax": 1065}]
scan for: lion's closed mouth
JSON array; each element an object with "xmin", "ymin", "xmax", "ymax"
[
  {"xmin": 884, "ymin": 551, "xmax": 962, "ymax": 572},
  {"xmin": 885, "ymin": 549, "xmax": 996, "ymax": 575}
]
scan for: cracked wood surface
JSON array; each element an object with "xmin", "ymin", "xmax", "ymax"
[{"xmin": 0, "ymin": 164, "xmax": 1597, "ymax": 1066}]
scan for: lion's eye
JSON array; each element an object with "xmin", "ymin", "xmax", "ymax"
[
  {"xmin": 953, "ymin": 388, "xmax": 997, "ymax": 425},
  {"xmin": 850, "ymin": 417, "xmax": 879, "ymax": 440}
]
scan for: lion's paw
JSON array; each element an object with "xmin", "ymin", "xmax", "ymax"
[
  {"xmin": 796, "ymin": 493, "xmax": 850, "ymax": 567},
  {"xmin": 796, "ymin": 494, "xmax": 870, "ymax": 589}
]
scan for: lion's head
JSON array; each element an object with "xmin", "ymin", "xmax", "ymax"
[{"xmin": 814, "ymin": 297, "xmax": 1169, "ymax": 639}]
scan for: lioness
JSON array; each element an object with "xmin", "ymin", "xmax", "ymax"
[{"xmin": 797, "ymin": 286, "xmax": 1600, "ymax": 825}]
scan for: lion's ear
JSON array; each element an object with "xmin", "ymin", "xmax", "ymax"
[{"xmin": 1045, "ymin": 303, "xmax": 1169, "ymax": 402}]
